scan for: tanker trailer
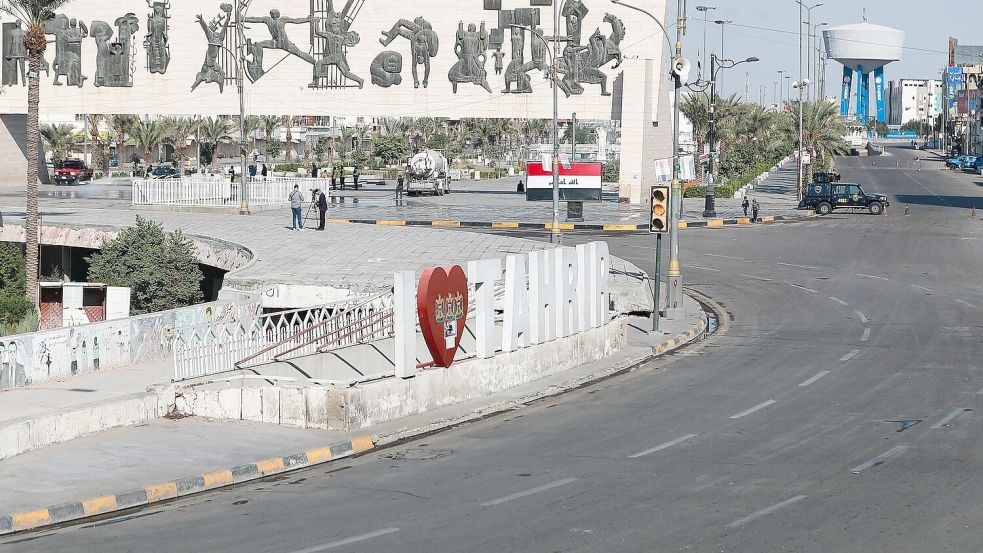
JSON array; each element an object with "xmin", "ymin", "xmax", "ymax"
[{"xmin": 405, "ymin": 149, "xmax": 451, "ymax": 196}]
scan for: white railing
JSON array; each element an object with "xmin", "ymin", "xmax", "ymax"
[
  {"xmin": 172, "ymin": 294, "xmax": 394, "ymax": 381},
  {"xmin": 133, "ymin": 177, "xmax": 332, "ymax": 208}
]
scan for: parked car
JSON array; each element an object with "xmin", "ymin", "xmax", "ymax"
[
  {"xmin": 150, "ymin": 166, "xmax": 181, "ymax": 179},
  {"xmin": 962, "ymin": 156, "xmax": 980, "ymax": 173},
  {"xmin": 800, "ymin": 181, "xmax": 889, "ymax": 216},
  {"xmin": 946, "ymin": 155, "xmax": 976, "ymax": 170},
  {"xmin": 974, "ymin": 156, "xmax": 983, "ymax": 175},
  {"xmin": 54, "ymin": 158, "xmax": 94, "ymax": 185}
]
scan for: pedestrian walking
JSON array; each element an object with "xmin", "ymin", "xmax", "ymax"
[
  {"xmin": 249, "ymin": 163, "xmax": 257, "ymax": 178},
  {"xmin": 316, "ymin": 188, "xmax": 328, "ymax": 230},
  {"xmin": 353, "ymin": 168, "xmax": 360, "ymax": 189},
  {"xmin": 331, "ymin": 167, "xmax": 337, "ymax": 190},
  {"xmin": 516, "ymin": 179, "xmax": 524, "ymax": 192},
  {"xmin": 261, "ymin": 163, "xmax": 268, "ymax": 177},
  {"xmin": 751, "ymin": 199, "xmax": 759, "ymax": 222},
  {"xmin": 289, "ymin": 185, "xmax": 305, "ymax": 231},
  {"xmin": 340, "ymin": 173, "xmax": 346, "ymax": 189},
  {"xmin": 229, "ymin": 165, "xmax": 235, "ymax": 183},
  {"xmin": 311, "ymin": 162, "xmax": 318, "ymax": 179},
  {"xmin": 395, "ymin": 174, "xmax": 404, "ymax": 201},
  {"xmin": 741, "ymin": 196, "xmax": 750, "ymax": 217}
]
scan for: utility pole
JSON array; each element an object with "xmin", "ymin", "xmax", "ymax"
[
  {"xmin": 778, "ymin": 70, "xmax": 784, "ymax": 104},
  {"xmin": 235, "ymin": 0, "xmax": 250, "ymax": 214},
  {"xmin": 695, "ymin": 5, "xmax": 716, "ymax": 80},
  {"xmin": 713, "ymin": 19, "xmax": 732, "ymax": 92},
  {"xmin": 666, "ymin": 0, "xmax": 686, "ymax": 316},
  {"xmin": 551, "ymin": 0, "xmax": 561, "ymax": 244}
]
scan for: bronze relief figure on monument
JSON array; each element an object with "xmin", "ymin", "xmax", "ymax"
[
  {"xmin": 448, "ymin": 21, "xmax": 491, "ymax": 93},
  {"xmin": 379, "ymin": 16, "xmax": 439, "ymax": 88},
  {"xmin": 144, "ymin": 0, "xmax": 170, "ymax": 74},
  {"xmin": 191, "ymin": 4, "xmax": 232, "ymax": 92}
]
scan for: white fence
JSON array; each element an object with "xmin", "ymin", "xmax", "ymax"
[
  {"xmin": 132, "ymin": 177, "xmax": 332, "ymax": 208},
  {"xmin": 172, "ymin": 294, "xmax": 394, "ymax": 381}
]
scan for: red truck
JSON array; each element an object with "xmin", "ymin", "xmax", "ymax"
[{"xmin": 54, "ymin": 158, "xmax": 94, "ymax": 185}]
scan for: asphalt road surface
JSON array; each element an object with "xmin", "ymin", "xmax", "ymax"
[{"xmin": 7, "ymin": 147, "xmax": 983, "ymax": 552}]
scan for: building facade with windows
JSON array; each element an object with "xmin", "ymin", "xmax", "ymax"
[{"xmin": 887, "ymin": 79, "xmax": 942, "ymax": 127}]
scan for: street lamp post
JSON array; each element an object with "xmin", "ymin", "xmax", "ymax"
[
  {"xmin": 610, "ymin": 0, "xmax": 686, "ymax": 317},
  {"xmin": 796, "ymin": 1, "xmax": 821, "ymax": 202},
  {"xmin": 810, "ymin": 22, "xmax": 828, "ymax": 99},
  {"xmin": 713, "ymin": 19, "xmax": 732, "ymax": 90},
  {"xmin": 695, "ymin": 5, "xmax": 715, "ymax": 80},
  {"xmin": 704, "ymin": 53, "xmax": 758, "ymax": 218},
  {"xmin": 778, "ymin": 70, "xmax": 784, "ymax": 104}
]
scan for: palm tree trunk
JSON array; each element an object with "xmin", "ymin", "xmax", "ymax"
[{"xmin": 24, "ymin": 53, "xmax": 41, "ymax": 302}]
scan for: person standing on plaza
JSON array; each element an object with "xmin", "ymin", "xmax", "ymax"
[
  {"xmin": 316, "ymin": 188, "xmax": 328, "ymax": 230},
  {"xmin": 311, "ymin": 162, "xmax": 319, "ymax": 179},
  {"xmin": 742, "ymin": 196, "xmax": 750, "ymax": 217},
  {"xmin": 751, "ymin": 198, "xmax": 759, "ymax": 222},
  {"xmin": 289, "ymin": 184, "xmax": 305, "ymax": 230},
  {"xmin": 261, "ymin": 163, "xmax": 268, "ymax": 177},
  {"xmin": 353, "ymin": 166, "xmax": 360, "ymax": 189},
  {"xmin": 249, "ymin": 163, "xmax": 257, "ymax": 178},
  {"xmin": 340, "ymin": 172, "xmax": 346, "ymax": 189},
  {"xmin": 396, "ymin": 173, "xmax": 404, "ymax": 202}
]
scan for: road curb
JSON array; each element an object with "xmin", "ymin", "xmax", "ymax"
[
  {"xmin": 326, "ymin": 214, "xmax": 811, "ymax": 232},
  {"xmin": 0, "ymin": 435, "xmax": 375, "ymax": 536}
]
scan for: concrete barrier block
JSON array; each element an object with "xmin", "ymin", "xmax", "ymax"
[
  {"xmin": 279, "ymin": 388, "xmax": 305, "ymax": 428},
  {"xmin": 261, "ymin": 386, "xmax": 280, "ymax": 424},
  {"xmin": 241, "ymin": 388, "xmax": 263, "ymax": 422},
  {"xmin": 325, "ymin": 389, "xmax": 348, "ymax": 430},
  {"xmin": 304, "ymin": 387, "xmax": 330, "ymax": 429},
  {"xmin": 217, "ymin": 388, "xmax": 242, "ymax": 420}
]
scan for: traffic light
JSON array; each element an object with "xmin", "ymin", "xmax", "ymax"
[{"xmin": 650, "ymin": 185, "xmax": 670, "ymax": 233}]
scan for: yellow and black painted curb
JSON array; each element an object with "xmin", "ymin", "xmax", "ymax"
[
  {"xmin": 0, "ymin": 435, "xmax": 375, "ymax": 536},
  {"xmin": 326, "ymin": 214, "xmax": 806, "ymax": 233},
  {"xmin": 653, "ymin": 315, "xmax": 709, "ymax": 356}
]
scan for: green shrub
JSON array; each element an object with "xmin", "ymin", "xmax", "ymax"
[
  {"xmin": 86, "ymin": 217, "xmax": 203, "ymax": 315},
  {"xmin": 602, "ymin": 160, "xmax": 620, "ymax": 182}
]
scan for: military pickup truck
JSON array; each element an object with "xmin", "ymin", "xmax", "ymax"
[
  {"xmin": 800, "ymin": 181, "xmax": 889, "ymax": 215},
  {"xmin": 54, "ymin": 158, "xmax": 94, "ymax": 185}
]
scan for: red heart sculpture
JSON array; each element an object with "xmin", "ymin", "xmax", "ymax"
[{"xmin": 417, "ymin": 265, "xmax": 469, "ymax": 368}]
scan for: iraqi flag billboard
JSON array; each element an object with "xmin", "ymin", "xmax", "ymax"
[{"xmin": 525, "ymin": 161, "xmax": 603, "ymax": 201}]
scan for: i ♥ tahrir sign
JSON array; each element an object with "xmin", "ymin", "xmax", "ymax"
[{"xmin": 394, "ymin": 241, "xmax": 611, "ymax": 376}]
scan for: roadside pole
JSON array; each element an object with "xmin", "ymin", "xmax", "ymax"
[{"xmin": 653, "ymin": 233, "xmax": 662, "ymax": 331}]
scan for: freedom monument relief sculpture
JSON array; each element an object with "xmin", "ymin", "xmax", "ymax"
[{"xmin": 0, "ymin": 0, "xmax": 671, "ymax": 204}]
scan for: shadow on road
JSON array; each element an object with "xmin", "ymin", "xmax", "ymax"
[{"xmin": 894, "ymin": 194, "xmax": 983, "ymax": 209}]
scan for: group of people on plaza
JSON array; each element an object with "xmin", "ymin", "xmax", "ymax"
[{"xmin": 288, "ymin": 184, "xmax": 330, "ymax": 231}]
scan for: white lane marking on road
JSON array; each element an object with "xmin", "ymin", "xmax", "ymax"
[
  {"xmin": 839, "ymin": 349, "xmax": 860, "ymax": 362},
  {"xmin": 910, "ymin": 284, "xmax": 934, "ymax": 292},
  {"xmin": 686, "ymin": 264, "xmax": 721, "ymax": 272},
  {"xmin": 798, "ymin": 371, "xmax": 831, "ymax": 387},
  {"xmin": 629, "ymin": 434, "xmax": 699, "ymax": 458},
  {"xmin": 739, "ymin": 273, "xmax": 772, "ymax": 282},
  {"xmin": 861, "ymin": 328, "xmax": 871, "ymax": 342},
  {"xmin": 481, "ymin": 478, "xmax": 578, "ymax": 506},
  {"xmin": 725, "ymin": 495, "xmax": 808, "ymax": 528},
  {"xmin": 789, "ymin": 283, "xmax": 818, "ymax": 293},
  {"xmin": 707, "ymin": 253, "xmax": 745, "ymax": 260},
  {"xmin": 291, "ymin": 528, "xmax": 400, "ymax": 553},
  {"xmin": 828, "ymin": 296, "xmax": 849, "ymax": 306},
  {"xmin": 853, "ymin": 311, "xmax": 868, "ymax": 323},
  {"xmin": 730, "ymin": 399, "xmax": 777, "ymax": 419},
  {"xmin": 776, "ymin": 262, "xmax": 815, "ymax": 270},
  {"xmin": 851, "ymin": 445, "xmax": 909, "ymax": 474},
  {"xmin": 857, "ymin": 273, "xmax": 890, "ymax": 281},
  {"xmin": 930, "ymin": 408, "xmax": 968, "ymax": 429},
  {"xmin": 955, "ymin": 299, "xmax": 977, "ymax": 308}
]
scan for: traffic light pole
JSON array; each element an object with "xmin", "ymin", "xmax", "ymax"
[{"xmin": 652, "ymin": 233, "xmax": 662, "ymax": 331}]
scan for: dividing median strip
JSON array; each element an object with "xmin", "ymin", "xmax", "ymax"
[
  {"xmin": 0, "ymin": 435, "xmax": 376, "ymax": 536},
  {"xmin": 725, "ymin": 495, "xmax": 807, "ymax": 528},
  {"xmin": 730, "ymin": 399, "xmax": 777, "ymax": 419},
  {"xmin": 629, "ymin": 434, "xmax": 699, "ymax": 458},
  {"xmin": 320, "ymin": 215, "xmax": 798, "ymax": 232}
]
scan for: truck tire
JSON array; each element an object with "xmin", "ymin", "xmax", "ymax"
[
  {"xmin": 816, "ymin": 202, "xmax": 832, "ymax": 216},
  {"xmin": 868, "ymin": 202, "xmax": 883, "ymax": 215}
]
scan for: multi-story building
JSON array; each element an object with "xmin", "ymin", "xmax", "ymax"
[{"xmin": 887, "ymin": 79, "xmax": 942, "ymax": 127}]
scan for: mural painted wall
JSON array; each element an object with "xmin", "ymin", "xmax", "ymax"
[
  {"xmin": 0, "ymin": 0, "xmax": 668, "ymax": 119},
  {"xmin": 0, "ymin": 293, "xmax": 260, "ymax": 391}
]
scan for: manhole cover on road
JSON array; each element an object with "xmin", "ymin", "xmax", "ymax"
[{"xmin": 379, "ymin": 448, "xmax": 452, "ymax": 461}]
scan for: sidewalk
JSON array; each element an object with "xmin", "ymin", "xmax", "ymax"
[{"xmin": 0, "ymin": 304, "xmax": 710, "ymax": 531}]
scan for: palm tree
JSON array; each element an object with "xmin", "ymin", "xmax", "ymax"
[
  {"xmin": 282, "ymin": 115, "xmax": 299, "ymax": 161},
  {"xmin": 130, "ymin": 118, "xmax": 168, "ymax": 168},
  {"xmin": 40, "ymin": 123, "xmax": 77, "ymax": 165},
  {"xmin": 108, "ymin": 114, "xmax": 138, "ymax": 166},
  {"xmin": 240, "ymin": 115, "xmax": 260, "ymax": 155},
  {"xmin": 199, "ymin": 116, "xmax": 232, "ymax": 172},
  {"xmin": 85, "ymin": 114, "xmax": 104, "ymax": 175},
  {"xmin": 1, "ymin": 0, "xmax": 72, "ymax": 300},
  {"xmin": 164, "ymin": 116, "xmax": 199, "ymax": 175},
  {"xmin": 779, "ymin": 100, "xmax": 849, "ymax": 188}
]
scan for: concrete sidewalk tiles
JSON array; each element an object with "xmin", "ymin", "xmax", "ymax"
[
  {"xmin": 325, "ymin": 214, "xmax": 809, "ymax": 233},
  {"xmin": 0, "ymin": 435, "xmax": 375, "ymax": 535}
]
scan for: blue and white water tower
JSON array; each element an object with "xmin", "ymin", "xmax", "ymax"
[{"xmin": 823, "ymin": 22, "xmax": 904, "ymax": 123}]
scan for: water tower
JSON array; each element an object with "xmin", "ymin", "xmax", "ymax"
[{"xmin": 824, "ymin": 22, "xmax": 905, "ymax": 123}]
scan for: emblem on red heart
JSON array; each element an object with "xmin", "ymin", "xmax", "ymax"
[{"xmin": 417, "ymin": 265, "xmax": 469, "ymax": 367}]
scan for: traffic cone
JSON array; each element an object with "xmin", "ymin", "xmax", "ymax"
[
  {"xmin": 972, "ymin": 205, "xmax": 976, "ymax": 218},
  {"xmin": 904, "ymin": 205, "xmax": 910, "ymax": 216}
]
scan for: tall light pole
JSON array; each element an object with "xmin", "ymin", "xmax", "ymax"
[
  {"xmin": 510, "ymin": 21, "xmax": 562, "ymax": 244},
  {"xmin": 713, "ymin": 19, "xmax": 732, "ymax": 91},
  {"xmin": 778, "ymin": 70, "xmax": 785, "ymax": 104},
  {"xmin": 704, "ymin": 54, "xmax": 759, "ymax": 218},
  {"xmin": 810, "ymin": 22, "xmax": 828, "ymax": 100},
  {"xmin": 796, "ymin": 1, "xmax": 820, "ymax": 202},
  {"xmin": 695, "ymin": 5, "xmax": 716, "ymax": 80},
  {"xmin": 610, "ymin": 0, "xmax": 686, "ymax": 316}
]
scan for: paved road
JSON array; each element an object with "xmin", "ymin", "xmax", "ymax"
[{"xmin": 7, "ymin": 147, "xmax": 983, "ymax": 552}]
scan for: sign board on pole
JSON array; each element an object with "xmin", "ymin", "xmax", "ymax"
[{"xmin": 525, "ymin": 161, "xmax": 602, "ymax": 201}]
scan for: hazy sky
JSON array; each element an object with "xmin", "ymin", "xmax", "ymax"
[{"xmin": 668, "ymin": 0, "xmax": 977, "ymax": 102}]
